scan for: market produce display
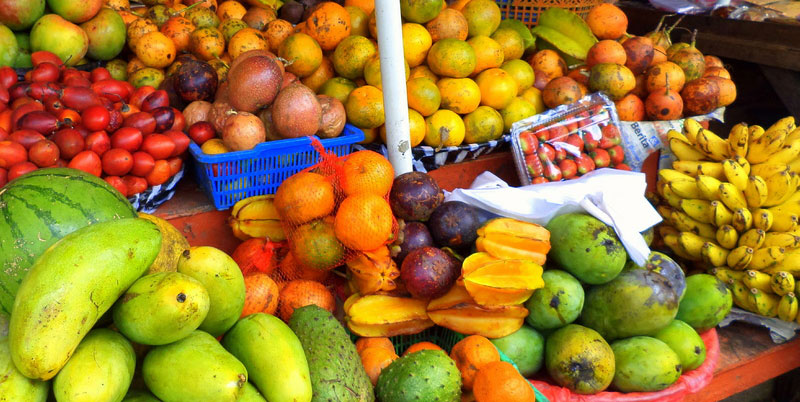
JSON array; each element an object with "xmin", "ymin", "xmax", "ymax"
[{"xmin": 656, "ymin": 115, "xmax": 800, "ymax": 321}]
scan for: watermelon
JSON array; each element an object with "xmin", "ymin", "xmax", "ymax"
[{"xmin": 0, "ymin": 168, "xmax": 136, "ymax": 315}]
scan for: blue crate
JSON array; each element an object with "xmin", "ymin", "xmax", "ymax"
[{"xmin": 189, "ymin": 124, "xmax": 364, "ymax": 210}]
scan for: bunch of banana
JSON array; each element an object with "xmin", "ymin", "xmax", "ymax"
[
  {"xmin": 228, "ymin": 195, "xmax": 286, "ymax": 241},
  {"xmin": 713, "ymin": 267, "xmax": 799, "ymax": 321}
]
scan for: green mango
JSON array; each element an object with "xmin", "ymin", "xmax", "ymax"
[
  {"xmin": 222, "ymin": 313, "xmax": 312, "ymax": 402},
  {"xmin": 0, "ymin": 338, "xmax": 48, "ymax": 402},
  {"xmin": 490, "ymin": 325, "xmax": 544, "ymax": 377},
  {"xmin": 677, "ymin": 274, "xmax": 732, "ymax": 332},
  {"xmin": 624, "ymin": 252, "xmax": 686, "ymax": 300},
  {"xmin": 546, "ymin": 213, "xmax": 627, "ymax": 285},
  {"xmin": 30, "ymin": 14, "xmax": 89, "ymax": 66},
  {"xmin": 525, "ymin": 269, "xmax": 585, "ymax": 331},
  {"xmin": 53, "ymin": 329, "xmax": 136, "ymax": 402},
  {"xmin": 123, "ymin": 390, "xmax": 161, "ymax": 402},
  {"xmin": 143, "ymin": 331, "xmax": 247, "ymax": 402},
  {"xmin": 545, "ymin": 324, "xmax": 614, "ymax": 394},
  {"xmin": 80, "ymin": 8, "xmax": 126, "ymax": 60},
  {"xmin": 11, "ymin": 31, "xmax": 31, "ymax": 68},
  {"xmin": 497, "ymin": 19, "xmax": 536, "ymax": 54},
  {"xmin": 46, "ymin": 0, "xmax": 102, "ymax": 23},
  {"xmin": 0, "ymin": 312, "xmax": 7, "ymax": 341},
  {"xmin": 177, "ymin": 246, "xmax": 245, "ymax": 337},
  {"xmin": 611, "ymin": 336, "xmax": 682, "ymax": 392},
  {"xmin": 106, "ymin": 59, "xmax": 128, "ymax": 81},
  {"xmin": 113, "ymin": 272, "xmax": 210, "ymax": 345},
  {"xmin": 238, "ymin": 383, "xmax": 267, "ymax": 402},
  {"xmin": 13, "ymin": 32, "xmax": 29, "ymax": 50},
  {"xmin": 0, "ymin": 0, "xmax": 45, "ymax": 31},
  {"xmin": 653, "ymin": 319, "xmax": 706, "ymax": 372},
  {"xmin": 531, "ymin": 7, "xmax": 597, "ymax": 61},
  {"xmin": 0, "ymin": 25, "xmax": 19, "ymax": 67},
  {"xmin": 9, "ymin": 218, "xmax": 160, "ymax": 381}
]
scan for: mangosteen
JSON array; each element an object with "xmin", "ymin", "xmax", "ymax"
[
  {"xmin": 279, "ymin": 0, "xmax": 305, "ymax": 24},
  {"xmin": 396, "ymin": 222, "xmax": 434, "ymax": 265},
  {"xmin": 400, "ymin": 247, "xmax": 460, "ymax": 299},
  {"xmin": 389, "ymin": 171, "xmax": 444, "ymax": 222},
  {"xmin": 174, "ymin": 59, "xmax": 218, "ymax": 103},
  {"xmin": 427, "ymin": 201, "xmax": 481, "ymax": 250}
]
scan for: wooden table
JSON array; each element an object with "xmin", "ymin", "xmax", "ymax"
[{"xmin": 155, "ymin": 152, "xmax": 800, "ymax": 401}]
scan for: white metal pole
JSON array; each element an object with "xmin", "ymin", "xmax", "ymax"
[{"xmin": 374, "ymin": 0, "xmax": 413, "ymax": 176}]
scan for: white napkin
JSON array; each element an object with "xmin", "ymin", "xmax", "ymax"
[{"xmin": 445, "ymin": 168, "xmax": 662, "ymax": 266}]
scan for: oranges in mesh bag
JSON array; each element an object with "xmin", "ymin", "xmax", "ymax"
[
  {"xmin": 277, "ymin": 279, "xmax": 336, "ymax": 322},
  {"xmin": 335, "ymin": 193, "xmax": 394, "ymax": 251},
  {"xmin": 274, "ymin": 172, "xmax": 336, "ymax": 225},
  {"xmin": 341, "ymin": 150, "xmax": 395, "ymax": 196},
  {"xmin": 241, "ymin": 273, "xmax": 280, "ymax": 317}
]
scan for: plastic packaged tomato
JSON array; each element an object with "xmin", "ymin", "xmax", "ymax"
[{"xmin": 511, "ymin": 93, "xmax": 627, "ymax": 186}]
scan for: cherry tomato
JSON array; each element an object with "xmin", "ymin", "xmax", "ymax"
[
  {"xmin": 91, "ymin": 67, "xmax": 112, "ymax": 83},
  {"xmin": 16, "ymin": 111, "xmax": 60, "ymax": 134},
  {"xmin": 141, "ymin": 90, "xmax": 169, "ymax": 112},
  {"xmin": 57, "ymin": 109, "xmax": 81, "ymax": 127},
  {"xmin": 104, "ymin": 175, "xmax": 128, "ymax": 196},
  {"xmin": 9, "ymin": 130, "xmax": 46, "ymax": 149},
  {"xmin": 123, "ymin": 112, "xmax": 156, "ymax": 135},
  {"xmin": 81, "ymin": 105, "xmax": 110, "ymax": 131},
  {"xmin": 0, "ymin": 141, "xmax": 27, "ymax": 168},
  {"xmin": 151, "ymin": 107, "xmax": 175, "ymax": 133},
  {"xmin": 130, "ymin": 86, "xmax": 156, "ymax": 109},
  {"xmin": 85, "ymin": 131, "xmax": 111, "ymax": 156},
  {"xmin": 188, "ymin": 121, "xmax": 215, "ymax": 145},
  {"xmin": 52, "ymin": 128, "xmax": 86, "ymax": 159},
  {"xmin": 31, "ymin": 63, "xmax": 60, "ymax": 83},
  {"xmin": 146, "ymin": 159, "xmax": 171, "ymax": 186},
  {"xmin": 0, "ymin": 66, "xmax": 18, "ymax": 89},
  {"xmin": 43, "ymin": 96, "xmax": 65, "ymax": 115},
  {"xmin": 122, "ymin": 175, "xmax": 148, "ymax": 196},
  {"xmin": 11, "ymin": 103, "xmax": 45, "ymax": 129},
  {"xmin": 28, "ymin": 139, "xmax": 60, "ymax": 167},
  {"xmin": 0, "ymin": 167, "xmax": 7, "ymax": 187},
  {"xmin": 8, "ymin": 161, "xmax": 37, "ymax": 180},
  {"xmin": 102, "ymin": 148, "xmax": 134, "ymax": 176},
  {"xmin": 8, "ymin": 82, "xmax": 30, "ymax": 101},
  {"xmin": 170, "ymin": 108, "xmax": 185, "ymax": 132},
  {"xmin": 141, "ymin": 134, "xmax": 176, "ymax": 160},
  {"xmin": 167, "ymin": 156, "xmax": 183, "ymax": 176},
  {"xmin": 131, "ymin": 151, "xmax": 155, "ymax": 176},
  {"xmin": 107, "ymin": 109, "xmax": 124, "ymax": 133},
  {"xmin": 31, "ymin": 51, "xmax": 63, "ymax": 67},
  {"xmin": 164, "ymin": 130, "xmax": 190, "ymax": 157},
  {"xmin": 111, "ymin": 127, "xmax": 144, "ymax": 152},
  {"xmin": 68, "ymin": 150, "xmax": 102, "ymax": 176}
]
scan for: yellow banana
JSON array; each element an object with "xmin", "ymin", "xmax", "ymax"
[
  {"xmin": 719, "ymin": 182, "xmax": 748, "ymax": 211},
  {"xmin": 773, "ymin": 214, "xmax": 800, "ymax": 233},
  {"xmin": 789, "ymin": 159, "xmax": 800, "ymax": 175},
  {"xmin": 731, "ymin": 279, "xmax": 756, "ymax": 311},
  {"xmin": 714, "ymin": 267, "xmax": 746, "ymax": 282},
  {"xmin": 670, "ymin": 138, "xmax": 707, "ymax": 161},
  {"xmin": 727, "ymin": 246, "xmax": 754, "ymax": 270},
  {"xmin": 764, "ymin": 170, "xmax": 795, "ymax": 207},
  {"xmin": 695, "ymin": 175, "xmax": 722, "ymax": 200},
  {"xmin": 769, "ymin": 139, "xmax": 800, "ymax": 165},
  {"xmin": 778, "ymin": 292, "xmax": 799, "ymax": 321},
  {"xmin": 671, "ymin": 211, "xmax": 717, "ymax": 239},
  {"xmin": 765, "ymin": 250, "xmax": 800, "ymax": 276},
  {"xmin": 752, "ymin": 208, "xmax": 774, "ymax": 231},
  {"xmin": 770, "ymin": 271, "xmax": 796, "ymax": 296},
  {"xmin": 749, "ymin": 288, "xmax": 780, "ymax": 317},
  {"xmin": 763, "ymin": 232, "xmax": 800, "ymax": 249},
  {"xmin": 660, "ymin": 185, "xmax": 683, "ymax": 209},
  {"xmin": 738, "ymin": 228, "xmax": 766, "ymax": 249},
  {"xmin": 669, "ymin": 180, "xmax": 703, "ymax": 199},
  {"xmin": 657, "ymin": 205, "xmax": 675, "ymax": 222},
  {"xmin": 723, "ymin": 159, "xmax": 748, "ymax": 191},
  {"xmin": 749, "ymin": 246, "xmax": 786, "ymax": 271},
  {"xmin": 743, "ymin": 270, "xmax": 774, "ymax": 293},
  {"xmin": 728, "ymin": 123, "xmax": 750, "ymax": 158},
  {"xmin": 750, "ymin": 163, "xmax": 788, "ymax": 178},
  {"xmin": 766, "ymin": 116, "xmax": 796, "ymax": 138},
  {"xmin": 658, "ymin": 225, "xmax": 680, "ymax": 239},
  {"xmin": 744, "ymin": 175, "xmax": 769, "ymax": 208},
  {"xmin": 734, "ymin": 155, "xmax": 751, "ymax": 176},
  {"xmin": 732, "ymin": 208, "xmax": 753, "ymax": 232},
  {"xmin": 695, "ymin": 128, "xmax": 731, "ymax": 161},
  {"xmin": 658, "ymin": 169, "xmax": 696, "ymax": 184},
  {"xmin": 672, "ymin": 161, "xmax": 726, "ymax": 180},
  {"xmin": 786, "ymin": 127, "xmax": 800, "ymax": 143},
  {"xmin": 709, "ymin": 201, "xmax": 733, "ymax": 227},
  {"xmin": 701, "ymin": 241, "xmax": 729, "ymax": 267},
  {"xmin": 667, "ymin": 129, "xmax": 691, "ymax": 144},
  {"xmin": 663, "ymin": 233, "xmax": 700, "ymax": 261},
  {"xmin": 716, "ymin": 224, "xmax": 739, "ymax": 249},
  {"xmin": 678, "ymin": 232, "xmax": 708, "ymax": 259},
  {"xmin": 749, "ymin": 125, "xmax": 766, "ymax": 142},
  {"xmin": 679, "ymin": 199, "xmax": 713, "ymax": 224},
  {"xmin": 684, "ymin": 118, "xmax": 703, "ymax": 144},
  {"xmin": 748, "ymin": 121, "xmax": 792, "ymax": 164}
]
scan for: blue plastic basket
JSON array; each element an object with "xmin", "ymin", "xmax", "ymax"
[{"xmin": 189, "ymin": 124, "xmax": 364, "ymax": 210}]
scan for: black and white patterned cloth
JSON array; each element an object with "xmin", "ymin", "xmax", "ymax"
[
  {"xmin": 354, "ymin": 136, "xmax": 511, "ymax": 172},
  {"xmin": 128, "ymin": 166, "xmax": 184, "ymax": 213}
]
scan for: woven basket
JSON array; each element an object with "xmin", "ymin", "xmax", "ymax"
[{"xmin": 496, "ymin": 0, "xmax": 604, "ymax": 27}]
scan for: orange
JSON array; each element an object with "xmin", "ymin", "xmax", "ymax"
[
  {"xmin": 586, "ymin": 39, "xmax": 627, "ymax": 68},
  {"xmin": 355, "ymin": 337, "xmax": 395, "ymax": 354},
  {"xmin": 345, "ymin": 0, "xmax": 375, "ymax": 15},
  {"xmin": 472, "ymin": 361, "xmax": 536, "ymax": 402},
  {"xmin": 450, "ymin": 335, "xmax": 501, "ymax": 390},
  {"xmin": 274, "ymin": 172, "xmax": 335, "ymax": 225},
  {"xmin": 645, "ymin": 61, "xmax": 686, "ymax": 93},
  {"xmin": 341, "ymin": 150, "xmax": 395, "ymax": 196},
  {"xmin": 615, "ymin": 93, "xmax": 645, "ymax": 121},
  {"xmin": 403, "ymin": 341, "xmax": 444, "ymax": 356},
  {"xmin": 476, "ymin": 68, "xmax": 518, "ymax": 110},
  {"xmin": 364, "ymin": 55, "xmax": 410, "ymax": 90},
  {"xmin": 278, "ymin": 33, "xmax": 323, "ymax": 78},
  {"xmin": 275, "ymin": 252, "xmax": 331, "ymax": 283},
  {"xmin": 346, "ymin": 5, "xmax": 370, "ymax": 37},
  {"xmin": 359, "ymin": 126, "xmax": 380, "ymax": 144},
  {"xmin": 467, "ymin": 35, "xmax": 504, "ymax": 76},
  {"xmin": 160, "ymin": 16, "xmax": 195, "ymax": 53},
  {"xmin": 529, "ymin": 49, "xmax": 566, "ymax": 79},
  {"xmin": 425, "ymin": 109, "xmax": 466, "ymax": 147},
  {"xmin": 462, "ymin": 0, "xmax": 501, "ymax": 38},
  {"xmin": 490, "ymin": 28, "xmax": 524, "ymax": 62},
  {"xmin": 406, "ymin": 77, "xmax": 441, "ymax": 116},
  {"xmin": 500, "ymin": 59, "xmax": 534, "ymax": 94},
  {"xmin": 408, "ymin": 65, "xmax": 438, "ymax": 81},
  {"xmin": 399, "ymin": 0, "xmax": 444, "ymax": 24},
  {"xmin": 241, "ymin": 273, "xmax": 279, "ymax": 317},
  {"xmin": 426, "ymin": 8, "xmax": 468, "ymax": 42},
  {"xmin": 335, "ymin": 193, "xmax": 394, "ymax": 251},
  {"xmin": 360, "ymin": 346, "xmax": 399, "ymax": 386},
  {"xmin": 520, "ymin": 86, "xmax": 546, "ymax": 114},
  {"xmin": 289, "ymin": 217, "xmax": 346, "ymax": 271},
  {"xmin": 301, "ymin": 57, "xmax": 336, "ymax": 93},
  {"xmin": 306, "ymin": 2, "xmax": 352, "ymax": 51},
  {"xmin": 380, "ymin": 108, "xmax": 427, "ymax": 147},
  {"xmin": 264, "ymin": 19, "xmax": 294, "ymax": 53},
  {"xmin": 499, "ymin": 97, "xmax": 536, "ymax": 132},
  {"xmin": 217, "ymin": 0, "xmax": 246, "ymax": 21},
  {"xmin": 427, "ymin": 38, "xmax": 477, "ymax": 78},
  {"xmin": 319, "ymin": 77, "xmax": 358, "ymax": 104},
  {"xmin": 438, "ymin": 77, "xmax": 481, "ymax": 114},
  {"xmin": 345, "ymin": 85, "xmax": 385, "ymax": 129},
  {"xmin": 586, "ymin": 3, "xmax": 628, "ymax": 40},
  {"xmin": 277, "ymin": 279, "xmax": 336, "ymax": 322},
  {"xmin": 464, "ymin": 106, "xmax": 504, "ymax": 144},
  {"xmin": 135, "ymin": 31, "xmax": 177, "ymax": 69},
  {"xmin": 402, "ymin": 23, "xmax": 433, "ymax": 68},
  {"xmin": 227, "ymin": 27, "xmax": 267, "ymax": 60},
  {"xmin": 332, "ymin": 35, "xmax": 377, "ymax": 79}
]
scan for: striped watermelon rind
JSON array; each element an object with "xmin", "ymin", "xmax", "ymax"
[{"xmin": 0, "ymin": 168, "xmax": 137, "ymax": 315}]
